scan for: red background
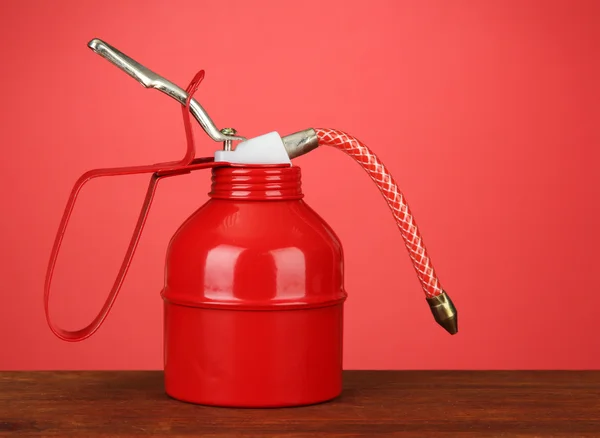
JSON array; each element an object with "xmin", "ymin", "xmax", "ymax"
[{"xmin": 1, "ymin": 0, "xmax": 598, "ymax": 370}]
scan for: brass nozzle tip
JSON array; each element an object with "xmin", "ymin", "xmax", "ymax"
[{"xmin": 426, "ymin": 291, "xmax": 458, "ymax": 335}]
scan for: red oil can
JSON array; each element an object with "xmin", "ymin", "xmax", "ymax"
[
  {"xmin": 44, "ymin": 38, "xmax": 458, "ymax": 408},
  {"xmin": 163, "ymin": 166, "xmax": 345, "ymax": 406}
]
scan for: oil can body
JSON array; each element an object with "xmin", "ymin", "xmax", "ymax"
[{"xmin": 161, "ymin": 166, "xmax": 347, "ymax": 407}]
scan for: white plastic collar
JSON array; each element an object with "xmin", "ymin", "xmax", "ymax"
[{"xmin": 214, "ymin": 131, "xmax": 292, "ymax": 165}]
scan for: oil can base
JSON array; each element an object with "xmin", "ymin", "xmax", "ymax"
[
  {"xmin": 163, "ymin": 303, "xmax": 345, "ymax": 408},
  {"xmin": 164, "ymin": 388, "xmax": 342, "ymax": 408}
]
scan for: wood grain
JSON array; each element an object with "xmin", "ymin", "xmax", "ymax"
[{"xmin": 0, "ymin": 371, "xmax": 599, "ymax": 437}]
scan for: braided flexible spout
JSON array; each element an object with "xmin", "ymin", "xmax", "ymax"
[{"xmin": 282, "ymin": 128, "xmax": 458, "ymax": 335}]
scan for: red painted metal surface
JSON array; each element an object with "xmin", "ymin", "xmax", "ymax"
[{"xmin": 162, "ymin": 165, "xmax": 347, "ymax": 407}]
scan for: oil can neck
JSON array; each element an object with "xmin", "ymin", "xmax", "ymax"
[{"xmin": 209, "ymin": 165, "xmax": 304, "ymax": 200}]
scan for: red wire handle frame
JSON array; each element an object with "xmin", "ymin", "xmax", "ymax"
[{"xmin": 44, "ymin": 70, "xmax": 221, "ymax": 342}]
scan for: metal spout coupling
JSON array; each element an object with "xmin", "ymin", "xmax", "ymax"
[
  {"xmin": 426, "ymin": 291, "xmax": 458, "ymax": 335},
  {"xmin": 281, "ymin": 128, "xmax": 320, "ymax": 159}
]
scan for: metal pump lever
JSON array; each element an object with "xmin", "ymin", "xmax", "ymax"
[
  {"xmin": 87, "ymin": 38, "xmax": 247, "ymax": 144},
  {"xmin": 87, "ymin": 38, "xmax": 319, "ymax": 160}
]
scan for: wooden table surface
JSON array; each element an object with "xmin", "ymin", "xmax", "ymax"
[{"xmin": 0, "ymin": 371, "xmax": 599, "ymax": 437}]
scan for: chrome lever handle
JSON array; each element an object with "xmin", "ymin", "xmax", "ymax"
[{"xmin": 87, "ymin": 38, "xmax": 246, "ymax": 143}]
